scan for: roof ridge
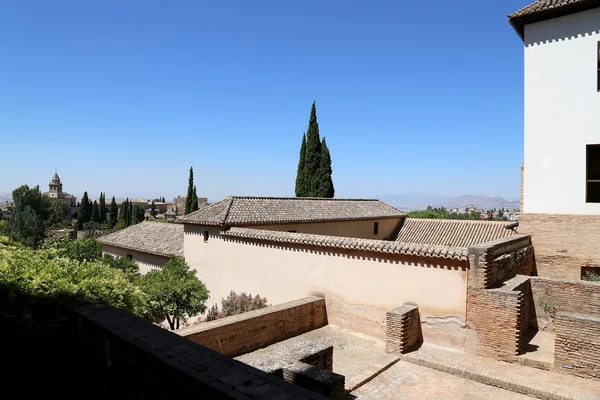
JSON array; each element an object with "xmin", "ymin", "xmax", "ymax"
[{"xmin": 229, "ymin": 196, "xmax": 379, "ymax": 202}]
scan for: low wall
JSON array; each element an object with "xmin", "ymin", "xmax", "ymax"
[
  {"xmin": 466, "ymin": 235, "xmax": 535, "ymax": 357},
  {"xmin": 176, "ymin": 297, "xmax": 328, "ymax": 357},
  {"xmin": 555, "ymin": 312, "xmax": 600, "ymax": 380},
  {"xmin": 73, "ymin": 304, "xmax": 325, "ymax": 399},
  {"xmin": 530, "ymin": 277, "xmax": 600, "ymax": 331},
  {"xmin": 519, "ymin": 213, "xmax": 600, "ymax": 280}
]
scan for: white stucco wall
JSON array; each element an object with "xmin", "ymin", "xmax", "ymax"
[
  {"xmin": 523, "ymin": 8, "xmax": 600, "ymax": 214},
  {"xmin": 101, "ymin": 244, "xmax": 169, "ymax": 275},
  {"xmin": 183, "ymin": 224, "xmax": 468, "ymax": 348}
]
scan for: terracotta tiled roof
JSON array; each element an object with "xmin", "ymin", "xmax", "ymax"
[
  {"xmin": 509, "ymin": 0, "xmax": 600, "ymax": 40},
  {"xmin": 395, "ymin": 218, "xmax": 517, "ymax": 248},
  {"xmin": 222, "ymin": 227, "xmax": 468, "ymax": 260},
  {"xmin": 176, "ymin": 196, "xmax": 404, "ymax": 227},
  {"xmin": 98, "ymin": 221, "xmax": 184, "ymax": 257}
]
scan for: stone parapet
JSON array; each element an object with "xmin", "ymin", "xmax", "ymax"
[
  {"xmin": 385, "ymin": 305, "xmax": 422, "ymax": 354},
  {"xmin": 177, "ymin": 296, "xmax": 327, "ymax": 357},
  {"xmin": 555, "ymin": 312, "xmax": 600, "ymax": 380}
]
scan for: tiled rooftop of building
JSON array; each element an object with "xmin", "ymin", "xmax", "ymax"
[
  {"xmin": 508, "ymin": 0, "xmax": 600, "ymax": 39},
  {"xmin": 98, "ymin": 220, "xmax": 184, "ymax": 257},
  {"xmin": 176, "ymin": 196, "xmax": 405, "ymax": 227},
  {"xmin": 394, "ymin": 218, "xmax": 518, "ymax": 248}
]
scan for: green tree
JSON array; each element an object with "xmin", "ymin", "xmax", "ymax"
[
  {"xmin": 138, "ymin": 256, "xmax": 209, "ymax": 330},
  {"xmin": 102, "ymin": 253, "xmax": 139, "ymax": 279},
  {"xmin": 303, "ymin": 101, "xmax": 322, "ymax": 197},
  {"xmin": 77, "ymin": 191, "xmax": 91, "ymax": 230},
  {"xmin": 44, "ymin": 236, "xmax": 102, "ymax": 262},
  {"xmin": 46, "ymin": 197, "xmax": 70, "ymax": 229},
  {"xmin": 119, "ymin": 198, "xmax": 129, "ymax": 226},
  {"xmin": 161, "ymin": 196, "xmax": 165, "ymax": 203},
  {"xmin": 91, "ymin": 200, "xmax": 100, "ymax": 223},
  {"xmin": 150, "ymin": 200, "xmax": 157, "ymax": 218},
  {"xmin": 99, "ymin": 192, "xmax": 107, "ymax": 223},
  {"xmin": 5, "ymin": 185, "xmax": 49, "ymax": 247},
  {"xmin": 191, "ymin": 185, "xmax": 199, "ymax": 212},
  {"xmin": 317, "ymin": 137, "xmax": 334, "ymax": 198},
  {"xmin": 185, "ymin": 167, "xmax": 195, "ymax": 215},
  {"xmin": 108, "ymin": 196, "xmax": 118, "ymax": 228},
  {"xmin": 295, "ymin": 133, "xmax": 307, "ymax": 197},
  {"xmin": 131, "ymin": 205, "xmax": 145, "ymax": 224}
]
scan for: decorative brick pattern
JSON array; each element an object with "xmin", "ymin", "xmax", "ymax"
[
  {"xmin": 73, "ymin": 304, "xmax": 326, "ymax": 399},
  {"xmin": 555, "ymin": 312, "xmax": 600, "ymax": 380},
  {"xmin": 530, "ymin": 277, "xmax": 600, "ymax": 330},
  {"xmin": 519, "ymin": 213, "xmax": 600, "ymax": 280},
  {"xmin": 177, "ymin": 297, "xmax": 328, "ymax": 357},
  {"xmin": 385, "ymin": 305, "xmax": 421, "ymax": 354}
]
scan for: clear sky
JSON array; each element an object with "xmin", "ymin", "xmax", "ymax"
[{"xmin": 0, "ymin": 0, "xmax": 528, "ymax": 202}]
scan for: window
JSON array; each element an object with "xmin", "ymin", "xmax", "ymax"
[
  {"xmin": 203, "ymin": 230, "xmax": 209, "ymax": 242},
  {"xmin": 287, "ymin": 230, "xmax": 297, "ymax": 233},
  {"xmin": 373, "ymin": 221, "xmax": 379, "ymax": 235},
  {"xmin": 587, "ymin": 145, "xmax": 600, "ymax": 202}
]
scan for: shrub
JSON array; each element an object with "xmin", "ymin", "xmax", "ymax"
[
  {"xmin": 43, "ymin": 236, "xmax": 102, "ymax": 263},
  {"xmin": 542, "ymin": 300, "xmax": 557, "ymax": 316},
  {"xmin": 206, "ymin": 290, "xmax": 268, "ymax": 321},
  {"xmin": 583, "ymin": 270, "xmax": 600, "ymax": 282}
]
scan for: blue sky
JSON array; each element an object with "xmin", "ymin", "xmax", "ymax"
[{"xmin": 0, "ymin": 0, "xmax": 528, "ymax": 202}]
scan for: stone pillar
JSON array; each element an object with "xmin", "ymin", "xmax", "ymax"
[{"xmin": 385, "ymin": 305, "xmax": 421, "ymax": 354}]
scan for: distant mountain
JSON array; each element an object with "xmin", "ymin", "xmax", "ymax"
[{"xmin": 378, "ymin": 193, "xmax": 519, "ymax": 211}]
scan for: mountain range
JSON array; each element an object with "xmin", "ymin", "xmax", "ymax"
[{"xmin": 377, "ymin": 193, "xmax": 520, "ymax": 211}]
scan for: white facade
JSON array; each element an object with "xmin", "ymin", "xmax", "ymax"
[{"xmin": 523, "ymin": 7, "xmax": 600, "ymax": 215}]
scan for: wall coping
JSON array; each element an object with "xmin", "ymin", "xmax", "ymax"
[
  {"xmin": 530, "ymin": 276, "xmax": 600, "ymax": 287},
  {"xmin": 176, "ymin": 296, "xmax": 324, "ymax": 337},
  {"xmin": 387, "ymin": 305, "xmax": 418, "ymax": 316},
  {"xmin": 468, "ymin": 234, "xmax": 531, "ymax": 258},
  {"xmin": 490, "ymin": 275, "xmax": 530, "ymax": 294},
  {"xmin": 556, "ymin": 312, "xmax": 600, "ymax": 324}
]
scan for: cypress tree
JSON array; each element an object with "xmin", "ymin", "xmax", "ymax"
[
  {"xmin": 150, "ymin": 200, "xmax": 157, "ymax": 218},
  {"xmin": 304, "ymin": 101, "xmax": 322, "ymax": 197},
  {"xmin": 108, "ymin": 196, "xmax": 118, "ymax": 227},
  {"xmin": 99, "ymin": 192, "xmax": 106, "ymax": 222},
  {"xmin": 119, "ymin": 198, "xmax": 129, "ymax": 225},
  {"xmin": 317, "ymin": 138, "xmax": 335, "ymax": 198},
  {"xmin": 295, "ymin": 133, "xmax": 307, "ymax": 197},
  {"xmin": 192, "ymin": 185, "xmax": 199, "ymax": 212},
  {"xmin": 185, "ymin": 167, "xmax": 195, "ymax": 215},
  {"xmin": 126, "ymin": 199, "xmax": 132, "ymax": 226},
  {"xmin": 91, "ymin": 200, "xmax": 100, "ymax": 223},
  {"xmin": 77, "ymin": 191, "xmax": 91, "ymax": 230}
]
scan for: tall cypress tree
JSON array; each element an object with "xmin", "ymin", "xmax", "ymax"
[
  {"xmin": 150, "ymin": 200, "xmax": 157, "ymax": 218},
  {"xmin": 295, "ymin": 133, "xmax": 307, "ymax": 197},
  {"xmin": 304, "ymin": 102, "xmax": 322, "ymax": 197},
  {"xmin": 192, "ymin": 185, "xmax": 199, "ymax": 212},
  {"xmin": 99, "ymin": 192, "xmax": 106, "ymax": 223},
  {"xmin": 317, "ymin": 138, "xmax": 334, "ymax": 198},
  {"xmin": 108, "ymin": 196, "xmax": 118, "ymax": 228},
  {"xmin": 126, "ymin": 198, "xmax": 132, "ymax": 226},
  {"xmin": 77, "ymin": 191, "xmax": 91, "ymax": 230},
  {"xmin": 91, "ymin": 200, "xmax": 100, "ymax": 223},
  {"xmin": 185, "ymin": 167, "xmax": 195, "ymax": 215},
  {"xmin": 119, "ymin": 198, "xmax": 129, "ymax": 225}
]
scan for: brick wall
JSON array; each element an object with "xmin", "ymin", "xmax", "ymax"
[
  {"xmin": 519, "ymin": 213, "xmax": 600, "ymax": 280},
  {"xmin": 177, "ymin": 297, "xmax": 328, "ymax": 357},
  {"xmin": 466, "ymin": 236, "xmax": 535, "ymax": 358},
  {"xmin": 555, "ymin": 312, "xmax": 600, "ymax": 380},
  {"xmin": 385, "ymin": 305, "xmax": 421, "ymax": 354},
  {"xmin": 530, "ymin": 277, "xmax": 600, "ymax": 330},
  {"xmin": 74, "ymin": 304, "xmax": 326, "ymax": 399}
]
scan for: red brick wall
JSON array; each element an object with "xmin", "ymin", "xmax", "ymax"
[
  {"xmin": 555, "ymin": 312, "xmax": 600, "ymax": 380},
  {"xmin": 176, "ymin": 297, "xmax": 327, "ymax": 357},
  {"xmin": 385, "ymin": 305, "xmax": 421, "ymax": 354}
]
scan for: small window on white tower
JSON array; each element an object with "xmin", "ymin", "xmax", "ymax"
[
  {"xmin": 586, "ymin": 145, "xmax": 600, "ymax": 202},
  {"xmin": 597, "ymin": 42, "xmax": 600, "ymax": 92}
]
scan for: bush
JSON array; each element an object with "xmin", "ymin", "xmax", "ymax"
[
  {"xmin": 102, "ymin": 254, "xmax": 139, "ymax": 278},
  {"xmin": 583, "ymin": 270, "xmax": 600, "ymax": 282},
  {"xmin": 206, "ymin": 290, "xmax": 268, "ymax": 321},
  {"xmin": 43, "ymin": 236, "xmax": 102, "ymax": 263}
]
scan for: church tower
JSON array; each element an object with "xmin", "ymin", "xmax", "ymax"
[{"xmin": 48, "ymin": 171, "xmax": 63, "ymax": 198}]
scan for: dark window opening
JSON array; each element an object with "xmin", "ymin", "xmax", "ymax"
[
  {"xmin": 587, "ymin": 145, "xmax": 600, "ymax": 202},
  {"xmin": 287, "ymin": 230, "xmax": 297, "ymax": 233},
  {"xmin": 373, "ymin": 222, "xmax": 379, "ymax": 235},
  {"xmin": 203, "ymin": 231, "xmax": 209, "ymax": 242}
]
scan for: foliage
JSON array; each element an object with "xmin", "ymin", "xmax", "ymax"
[
  {"xmin": 131, "ymin": 205, "xmax": 145, "ymax": 225},
  {"xmin": 77, "ymin": 191, "xmax": 91, "ymax": 230},
  {"xmin": 295, "ymin": 102, "xmax": 334, "ymax": 198},
  {"xmin": 542, "ymin": 300, "xmax": 557, "ymax": 316},
  {"xmin": 150, "ymin": 200, "xmax": 157, "ymax": 218},
  {"xmin": 5, "ymin": 185, "xmax": 48, "ymax": 247},
  {"xmin": 99, "ymin": 192, "xmax": 107, "ymax": 223},
  {"xmin": 192, "ymin": 185, "xmax": 199, "ymax": 212},
  {"xmin": 583, "ymin": 270, "xmax": 600, "ymax": 282},
  {"xmin": 82, "ymin": 221, "xmax": 101, "ymax": 238},
  {"xmin": 137, "ymin": 256, "xmax": 209, "ymax": 330},
  {"xmin": 0, "ymin": 236, "xmax": 147, "ymax": 316},
  {"xmin": 43, "ymin": 236, "xmax": 102, "ymax": 262},
  {"xmin": 0, "ymin": 220, "xmax": 6, "ymax": 234},
  {"xmin": 91, "ymin": 200, "xmax": 100, "ymax": 223},
  {"xmin": 46, "ymin": 197, "xmax": 71, "ymax": 229},
  {"xmin": 108, "ymin": 196, "xmax": 118, "ymax": 228},
  {"xmin": 103, "ymin": 221, "xmax": 126, "ymax": 235},
  {"xmin": 206, "ymin": 290, "xmax": 268, "ymax": 321},
  {"xmin": 408, "ymin": 207, "xmax": 482, "ymax": 220},
  {"xmin": 185, "ymin": 167, "xmax": 197, "ymax": 215},
  {"xmin": 101, "ymin": 253, "xmax": 139, "ymax": 278}
]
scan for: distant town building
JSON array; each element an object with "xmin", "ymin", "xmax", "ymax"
[{"xmin": 42, "ymin": 171, "xmax": 78, "ymax": 216}]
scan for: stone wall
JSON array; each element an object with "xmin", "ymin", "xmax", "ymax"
[
  {"xmin": 555, "ymin": 312, "xmax": 600, "ymax": 380},
  {"xmin": 177, "ymin": 297, "xmax": 328, "ymax": 357},
  {"xmin": 530, "ymin": 277, "xmax": 600, "ymax": 331},
  {"xmin": 519, "ymin": 213, "xmax": 600, "ymax": 280},
  {"xmin": 385, "ymin": 305, "xmax": 422, "ymax": 354},
  {"xmin": 73, "ymin": 304, "xmax": 326, "ymax": 399},
  {"xmin": 466, "ymin": 235, "xmax": 536, "ymax": 358}
]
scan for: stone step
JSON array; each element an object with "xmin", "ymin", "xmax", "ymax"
[{"xmin": 401, "ymin": 344, "xmax": 600, "ymax": 400}]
